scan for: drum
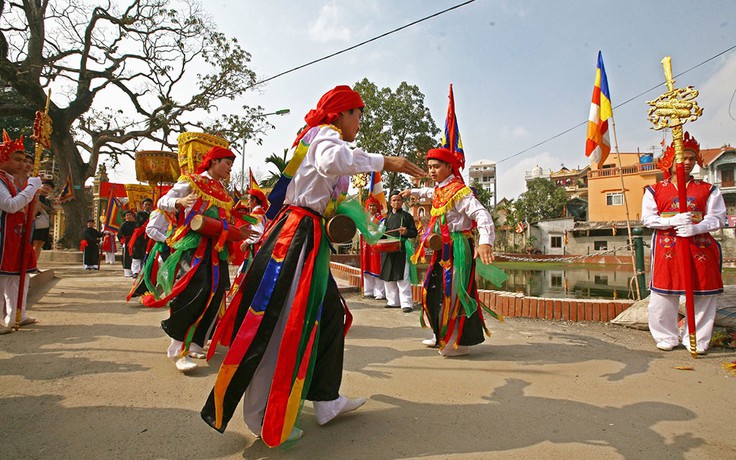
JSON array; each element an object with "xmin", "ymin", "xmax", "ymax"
[
  {"xmin": 426, "ymin": 233, "xmax": 443, "ymax": 251},
  {"xmin": 325, "ymin": 214, "xmax": 356, "ymax": 244},
  {"xmin": 372, "ymin": 239, "xmax": 401, "ymax": 253},
  {"xmin": 190, "ymin": 215, "xmax": 246, "ymax": 242}
]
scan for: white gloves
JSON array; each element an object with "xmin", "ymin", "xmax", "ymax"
[
  {"xmin": 26, "ymin": 176, "xmax": 42, "ymax": 191},
  {"xmin": 675, "ymin": 222, "xmax": 708, "ymax": 238},
  {"xmin": 666, "ymin": 212, "xmax": 692, "ymax": 227}
]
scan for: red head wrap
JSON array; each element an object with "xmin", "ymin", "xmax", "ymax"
[
  {"xmin": 247, "ymin": 188, "xmax": 269, "ymax": 211},
  {"xmin": 293, "ymin": 85, "xmax": 364, "ymax": 146},
  {"xmin": 364, "ymin": 195, "xmax": 383, "ymax": 212},
  {"xmin": 0, "ymin": 130, "xmax": 25, "ymax": 164},
  {"xmin": 195, "ymin": 146, "xmax": 236, "ymax": 175},
  {"xmin": 427, "ymin": 147, "xmax": 464, "ymax": 179},
  {"xmin": 656, "ymin": 131, "xmax": 701, "ymax": 179}
]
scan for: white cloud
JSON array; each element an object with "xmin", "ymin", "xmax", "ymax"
[{"xmin": 308, "ymin": 2, "xmax": 351, "ymax": 43}]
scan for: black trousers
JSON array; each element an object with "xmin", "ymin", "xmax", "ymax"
[
  {"xmin": 161, "ymin": 243, "xmax": 229, "ymax": 346},
  {"xmin": 306, "ymin": 275, "xmax": 345, "ymax": 401},
  {"xmin": 121, "ymin": 244, "xmax": 132, "ymax": 269},
  {"xmin": 425, "ymin": 249, "xmax": 485, "ymax": 347}
]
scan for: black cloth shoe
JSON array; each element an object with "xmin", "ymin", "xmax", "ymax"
[{"xmin": 384, "ymin": 304, "xmax": 400, "ymax": 309}]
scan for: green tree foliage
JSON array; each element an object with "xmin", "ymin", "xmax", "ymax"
[
  {"xmin": 470, "ymin": 179, "xmax": 494, "ymax": 209},
  {"xmin": 261, "ymin": 148, "xmax": 289, "ymax": 189},
  {"xmin": 0, "ymin": 0, "xmax": 267, "ymax": 246},
  {"xmin": 514, "ymin": 177, "xmax": 568, "ymax": 224},
  {"xmin": 353, "ymin": 79, "xmax": 439, "ymax": 194}
]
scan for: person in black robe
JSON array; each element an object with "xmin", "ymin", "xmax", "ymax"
[
  {"xmin": 81, "ymin": 220, "xmax": 103, "ymax": 270},
  {"xmin": 118, "ymin": 210, "xmax": 136, "ymax": 277},
  {"xmin": 379, "ymin": 191, "xmax": 418, "ymax": 312}
]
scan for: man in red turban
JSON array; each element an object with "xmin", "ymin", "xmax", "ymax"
[
  {"xmin": 361, "ymin": 195, "xmax": 386, "ymax": 300},
  {"xmin": 143, "ymin": 144, "xmax": 235, "ymax": 371},
  {"xmin": 202, "ymin": 85, "xmax": 425, "ymax": 447},
  {"xmin": 401, "ymin": 147, "xmax": 497, "ymax": 357},
  {"xmin": 0, "ymin": 131, "xmax": 42, "ymax": 333},
  {"xmin": 643, "ymin": 132, "xmax": 726, "ymax": 354}
]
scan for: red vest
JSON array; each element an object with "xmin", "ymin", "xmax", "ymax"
[
  {"xmin": 648, "ymin": 179, "xmax": 722, "ymax": 295},
  {"xmin": 0, "ymin": 173, "xmax": 37, "ymax": 275}
]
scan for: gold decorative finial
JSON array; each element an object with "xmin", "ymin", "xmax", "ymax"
[
  {"xmin": 646, "ymin": 56, "xmax": 703, "ymax": 163},
  {"xmin": 351, "ymin": 173, "xmax": 368, "ymax": 189}
]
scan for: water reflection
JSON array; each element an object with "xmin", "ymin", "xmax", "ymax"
[
  {"xmin": 486, "ymin": 266, "xmax": 635, "ymax": 300},
  {"xmin": 417, "ymin": 265, "xmax": 736, "ymax": 300}
]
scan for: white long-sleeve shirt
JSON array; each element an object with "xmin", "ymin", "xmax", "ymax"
[
  {"xmin": 641, "ymin": 181, "xmax": 726, "ymax": 232},
  {"xmin": 411, "ymin": 175, "xmax": 495, "ymax": 246},
  {"xmin": 284, "ymin": 126, "xmax": 384, "ymax": 214},
  {"xmin": 0, "ymin": 170, "xmax": 37, "ymax": 214},
  {"xmin": 145, "ymin": 209, "xmax": 171, "ymax": 243}
]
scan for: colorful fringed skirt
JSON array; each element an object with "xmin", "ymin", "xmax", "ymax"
[{"xmin": 202, "ymin": 205, "xmax": 337, "ymax": 447}]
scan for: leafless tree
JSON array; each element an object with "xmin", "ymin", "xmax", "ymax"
[{"xmin": 0, "ymin": 0, "xmax": 267, "ymax": 245}]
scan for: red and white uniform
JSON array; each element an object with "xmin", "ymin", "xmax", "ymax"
[
  {"xmin": 101, "ymin": 231, "xmax": 117, "ymax": 264},
  {"xmin": 0, "ymin": 170, "xmax": 39, "ymax": 326},
  {"xmin": 360, "ymin": 212, "xmax": 385, "ymax": 299},
  {"xmin": 642, "ymin": 178, "xmax": 726, "ymax": 351}
]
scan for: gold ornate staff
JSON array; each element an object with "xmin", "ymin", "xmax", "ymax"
[
  {"xmin": 646, "ymin": 57, "xmax": 703, "ymax": 358},
  {"xmin": 15, "ymin": 91, "xmax": 52, "ymax": 329}
]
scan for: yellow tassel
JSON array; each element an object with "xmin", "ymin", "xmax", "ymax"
[{"xmin": 182, "ymin": 175, "xmax": 234, "ymax": 212}]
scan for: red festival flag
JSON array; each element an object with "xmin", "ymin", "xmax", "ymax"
[
  {"xmin": 104, "ymin": 196, "xmax": 124, "ymax": 232},
  {"xmin": 249, "ymin": 168, "xmax": 261, "ymax": 193},
  {"xmin": 58, "ymin": 170, "xmax": 75, "ymax": 203},
  {"xmin": 585, "ymin": 51, "xmax": 613, "ymax": 169},
  {"xmin": 441, "ymin": 84, "xmax": 465, "ymax": 161},
  {"xmin": 515, "ymin": 221, "xmax": 525, "ymax": 234}
]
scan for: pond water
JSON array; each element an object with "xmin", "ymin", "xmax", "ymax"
[{"xmin": 416, "ymin": 264, "xmax": 736, "ymax": 300}]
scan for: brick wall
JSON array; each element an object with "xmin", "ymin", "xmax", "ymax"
[{"xmin": 331, "ymin": 261, "xmax": 633, "ymax": 322}]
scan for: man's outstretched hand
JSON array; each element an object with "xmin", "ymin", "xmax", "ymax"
[{"xmin": 383, "ymin": 156, "xmax": 426, "ymax": 179}]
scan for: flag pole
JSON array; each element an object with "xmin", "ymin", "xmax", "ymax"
[{"xmin": 607, "ymin": 118, "xmax": 642, "ymax": 300}]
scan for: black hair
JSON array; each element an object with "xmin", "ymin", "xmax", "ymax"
[
  {"xmin": 142, "ymin": 198, "xmax": 153, "ymax": 204},
  {"xmin": 86, "ymin": 219, "xmax": 95, "ymax": 223},
  {"xmin": 42, "ymin": 180, "xmax": 55, "ymax": 188},
  {"xmin": 249, "ymin": 194, "xmax": 263, "ymax": 206}
]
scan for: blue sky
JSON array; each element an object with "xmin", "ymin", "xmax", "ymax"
[{"xmin": 109, "ymin": 0, "xmax": 736, "ymax": 200}]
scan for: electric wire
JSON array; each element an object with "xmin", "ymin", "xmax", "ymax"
[{"xmin": 248, "ymin": 0, "xmax": 476, "ymax": 89}]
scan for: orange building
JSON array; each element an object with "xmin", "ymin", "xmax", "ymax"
[{"xmin": 587, "ymin": 153, "xmax": 661, "ymax": 222}]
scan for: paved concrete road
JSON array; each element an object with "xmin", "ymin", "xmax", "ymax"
[{"xmin": 2, "ymin": 261, "xmax": 735, "ymax": 459}]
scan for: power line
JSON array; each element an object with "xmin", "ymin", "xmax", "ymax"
[
  {"xmin": 497, "ymin": 43, "xmax": 736, "ymax": 164},
  {"xmin": 248, "ymin": 0, "xmax": 476, "ymax": 89}
]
